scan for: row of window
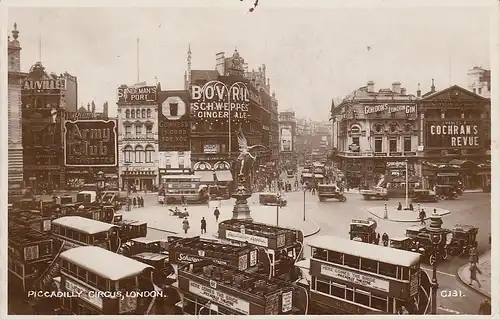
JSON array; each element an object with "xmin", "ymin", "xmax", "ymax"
[
  {"xmin": 123, "ymin": 145, "xmax": 155, "ymax": 163},
  {"xmin": 350, "ymin": 136, "xmax": 412, "ymax": 153},
  {"xmin": 311, "ymin": 248, "xmax": 416, "ymax": 281},
  {"xmin": 62, "ymin": 260, "xmax": 137, "ymax": 292},
  {"xmin": 124, "ymin": 125, "xmax": 153, "ymax": 136},
  {"xmin": 52, "ymin": 225, "xmax": 110, "ymax": 244},
  {"xmin": 311, "ymin": 276, "xmax": 390, "ymax": 312},
  {"xmin": 124, "ymin": 109, "xmax": 152, "ymax": 119}
]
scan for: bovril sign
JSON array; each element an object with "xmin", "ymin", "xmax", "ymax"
[{"xmin": 365, "ymin": 104, "xmax": 416, "ymax": 115}]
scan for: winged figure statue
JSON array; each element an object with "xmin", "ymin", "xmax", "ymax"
[{"xmin": 236, "ymin": 129, "xmax": 267, "ymax": 180}]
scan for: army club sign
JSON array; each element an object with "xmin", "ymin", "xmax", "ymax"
[{"xmin": 64, "ymin": 120, "xmax": 117, "ymax": 167}]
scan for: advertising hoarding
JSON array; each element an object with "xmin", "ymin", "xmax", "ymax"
[
  {"xmin": 22, "ymin": 79, "xmax": 66, "ymax": 92},
  {"xmin": 280, "ymin": 125, "xmax": 293, "ymax": 152},
  {"xmin": 320, "ymin": 263, "xmax": 390, "ymax": 293},
  {"xmin": 188, "ymin": 281, "xmax": 250, "ymax": 314},
  {"xmin": 158, "ymin": 93, "xmax": 191, "ymax": 151},
  {"xmin": 425, "ymin": 120, "xmax": 482, "ymax": 148},
  {"xmin": 64, "ymin": 120, "xmax": 117, "ymax": 167},
  {"xmin": 117, "ymin": 86, "xmax": 157, "ymax": 103}
]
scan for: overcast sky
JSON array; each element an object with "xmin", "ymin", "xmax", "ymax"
[{"xmin": 8, "ymin": 2, "xmax": 492, "ymax": 120}]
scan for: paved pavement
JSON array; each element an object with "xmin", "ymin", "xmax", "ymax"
[
  {"xmin": 367, "ymin": 206, "xmax": 450, "ymax": 222},
  {"xmin": 457, "ymin": 250, "xmax": 491, "ymax": 298}
]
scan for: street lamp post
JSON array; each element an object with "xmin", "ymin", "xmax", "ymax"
[
  {"xmin": 303, "ymin": 186, "xmax": 306, "ymax": 221},
  {"xmin": 276, "ymin": 193, "xmax": 281, "ymax": 226},
  {"xmin": 405, "ymin": 158, "xmax": 409, "ymax": 209},
  {"xmin": 427, "ymin": 213, "xmax": 445, "ymax": 315},
  {"xmin": 124, "ymin": 163, "xmax": 131, "ymax": 211}
]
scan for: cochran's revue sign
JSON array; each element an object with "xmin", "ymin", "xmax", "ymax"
[
  {"xmin": 64, "ymin": 120, "xmax": 117, "ymax": 167},
  {"xmin": 117, "ymin": 86, "xmax": 157, "ymax": 103},
  {"xmin": 226, "ymin": 230, "xmax": 269, "ymax": 247},
  {"xmin": 190, "ymin": 81, "xmax": 250, "ymax": 120},
  {"xmin": 320, "ymin": 264, "xmax": 390, "ymax": 293},
  {"xmin": 158, "ymin": 93, "xmax": 191, "ymax": 151},
  {"xmin": 188, "ymin": 281, "xmax": 250, "ymax": 314},
  {"xmin": 426, "ymin": 120, "xmax": 481, "ymax": 148}
]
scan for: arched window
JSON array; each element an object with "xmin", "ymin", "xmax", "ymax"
[
  {"xmin": 135, "ymin": 145, "xmax": 144, "ymax": 163},
  {"xmin": 350, "ymin": 124, "xmax": 361, "ymax": 134},
  {"xmin": 374, "ymin": 123, "xmax": 384, "ymax": 133},
  {"xmin": 123, "ymin": 145, "xmax": 133, "ymax": 163},
  {"xmin": 136, "ymin": 109, "xmax": 141, "ymax": 118},
  {"xmin": 404, "ymin": 123, "xmax": 413, "ymax": 133},
  {"xmin": 142, "ymin": 109, "xmax": 146, "ymax": 118},
  {"xmin": 389, "ymin": 123, "xmax": 398, "ymax": 133},
  {"xmin": 131, "ymin": 109, "xmax": 135, "ymax": 118},
  {"xmin": 147, "ymin": 109, "xmax": 151, "ymax": 118},
  {"xmin": 145, "ymin": 145, "xmax": 155, "ymax": 163},
  {"xmin": 125, "ymin": 109, "xmax": 130, "ymax": 118}
]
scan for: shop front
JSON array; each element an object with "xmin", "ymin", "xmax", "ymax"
[
  {"xmin": 121, "ymin": 169, "xmax": 157, "ymax": 192},
  {"xmin": 422, "ymin": 159, "xmax": 490, "ymax": 190},
  {"xmin": 64, "ymin": 167, "xmax": 119, "ymax": 190}
]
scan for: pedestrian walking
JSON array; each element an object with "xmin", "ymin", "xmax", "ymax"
[
  {"xmin": 469, "ymin": 262, "xmax": 482, "ymax": 288},
  {"xmin": 419, "ymin": 209, "xmax": 426, "ymax": 225},
  {"xmin": 132, "ymin": 197, "xmax": 137, "ymax": 208},
  {"xmin": 382, "ymin": 232, "xmax": 389, "ymax": 247},
  {"xmin": 478, "ymin": 299, "xmax": 491, "ymax": 315},
  {"xmin": 182, "ymin": 218, "xmax": 190, "ymax": 234},
  {"xmin": 201, "ymin": 217, "xmax": 207, "ymax": 234},
  {"xmin": 376, "ymin": 233, "xmax": 381, "ymax": 245},
  {"xmin": 214, "ymin": 207, "xmax": 220, "ymax": 222}
]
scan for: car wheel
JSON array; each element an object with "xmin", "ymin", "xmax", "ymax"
[
  {"xmin": 438, "ymin": 195, "xmax": 446, "ymax": 201},
  {"xmin": 452, "ymin": 194, "xmax": 459, "ymax": 200},
  {"xmin": 363, "ymin": 195, "xmax": 369, "ymax": 200}
]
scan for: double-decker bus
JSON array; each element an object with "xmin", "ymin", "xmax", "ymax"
[
  {"xmin": 176, "ymin": 259, "xmax": 305, "ymax": 315},
  {"xmin": 8, "ymin": 225, "xmax": 53, "ymax": 294},
  {"xmin": 58, "ymin": 246, "xmax": 159, "ymax": 315},
  {"xmin": 51, "ymin": 216, "xmax": 120, "ymax": 252},
  {"xmin": 158, "ymin": 175, "xmax": 209, "ymax": 204},
  {"xmin": 218, "ymin": 220, "xmax": 304, "ymax": 280},
  {"xmin": 298, "ymin": 235, "xmax": 431, "ymax": 314}
]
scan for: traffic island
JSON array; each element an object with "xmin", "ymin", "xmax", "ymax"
[
  {"xmin": 457, "ymin": 250, "xmax": 491, "ymax": 298},
  {"xmin": 367, "ymin": 206, "xmax": 451, "ymax": 222}
]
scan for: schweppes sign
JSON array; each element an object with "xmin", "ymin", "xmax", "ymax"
[{"xmin": 175, "ymin": 252, "xmax": 229, "ymax": 265}]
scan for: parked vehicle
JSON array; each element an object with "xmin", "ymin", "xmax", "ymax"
[
  {"xmin": 446, "ymin": 224, "xmax": 478, "ymax": 255},
  {"xmin": 76, "ymin": 190, "xmax": 97, "ymax": 204},
  {"xmin": 410, "ymin": 232, "xmax": 449, "ymax": 265},
  {"xmin": 259, "ymin": 193, "xmax": 287, "ymax": 207},
  {"xmin": 389, "ymin": 237, "xmax": 413, "ymax": 251},
  {"xmin": 412, "ymin": 189, "xmax": 438, "ymax": 203},
  {"xmin": 349, "ymin": 219, "xmax": 377, "ymax": 244},
  {"xmin": 435, "ymin": 185, "xmax": 459, "ymax": 200},
  {"xmin": 360, "ymin": 186, "xmax": 388, "ymax": 200}
]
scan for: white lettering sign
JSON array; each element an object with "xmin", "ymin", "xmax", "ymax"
[
  {"xmin": 65, "ymin": 279, "xmax": 103, "ymax": 309},
  {"xmin": 23, "ymin": 79, "xmax": 66, "ymax": 91},
  {"xmin": 320, "ymin": 264, "xmax": 390, "ymax": 293},
  {"xmin": 226, "ymin": 230, "xmax": 269, "ymax": 247},
  {"xmin": 365, "ymin": 104, "xmax": 416, "ymax": 115},
  {"xmin": 190, "ymin": 82, "xmax": 250, "ymax": 120},
  {"xmin": 250, "ymin": 250, "xmax": 257, "ymax": 267},
  {"xmin": 188, "ymin": 281, "xmax": 250, "ymax": 314},
  {"xmin": 430, "ymin": 123, "xmax": 480, "ymax": 147},
  {"xmin": 282, "ymin": 291, "xmax": 293, "ymax": 312},
  {"xmin": 177, "ymin": 253, "xmax": 202, "ymax": 263}
]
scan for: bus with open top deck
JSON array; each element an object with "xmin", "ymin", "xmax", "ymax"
[
  {"xmin": 218, "ymin": 220, "xmax": 304, "ymax": 280},
  {"xmin": 299, "ymin": 235, "xmax": 431, "ymax": 314},
  {"xmin": 158, "ymin": 174, "xmax": 209, "ymax": 204},
  {"xmin": 58, "ymin": 246, "xmax": 160, "ymax": 314},
  {"xmin": 176, "ymin": 259, "xmax": 305, "ymax": 315}
]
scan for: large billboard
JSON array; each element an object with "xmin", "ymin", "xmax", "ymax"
[
  {"xmin": 280, "ymin": 125, "xmax": 293, "ymax": 152},
  {"xmin": 425, "ymin": 120, "xmax": 482, "ymax": 149},
  {"xmin": 117, "ymin": 85, "xmax": 157, "ymax": 104},
  {"xmin": 158, "ymin": 91, "xmax": 191, "ymax": 151},
  {"xmin": 190, "ymin": 81, "xmax": 250, "ymax": 121},
  {"xmin": 64, "ymin": 120, "xmax": 118, "ymax": 167}
]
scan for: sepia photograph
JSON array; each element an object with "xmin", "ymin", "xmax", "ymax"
[{"xmin": 4, "ymin": 0, "xmax": 494, "ymax": 316}]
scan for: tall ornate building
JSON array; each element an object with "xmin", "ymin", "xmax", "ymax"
[
  {"xmin": 467, "ymin": 66, "xmax": 491, "ymax": 99},
  {"xmin": 117, "ymin": 83, "xmax": 159, "ymax": 191},
  {"xmin": 278, "ymin": 110, "xmax": 296, "ymax": 166},
  {"xmin": 8, "ymin": 24, "xmax": 26, "ymax": 189}
]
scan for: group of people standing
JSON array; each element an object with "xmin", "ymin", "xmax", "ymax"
[
  {"xmin": 181, "ymin": 206, "xmax": 221, "ymax": 235},
  {"xmin": 128, "ymin": 196, "xmax": 145, "ymax": 208}
]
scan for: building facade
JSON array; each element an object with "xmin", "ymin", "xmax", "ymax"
[
  {"xmin": 8, "ymin": 24, "xmax": 25, "ymax": 189},
  {"xmin": 117, "ymin": 83, "xmax": 159, "ymax": 191},
  {"xmin": 21, "ymin": 61, "xmax": 78, "ymax": 193},
  {"xmin": 418, "ymin": 84, "xmax": 491, "ymax": 189},
  {"xmin": 333, "ymin": 81, "xmax": 419, "ymax": 187},
  {"xmin": 467, "ymin": 66, "xmax": 491, "ymax": 98},
  {"xmin": 278, "ymin": 111, "xmax": 296, "ymax": 166},
  {"xmin": 187, "ymin": 49, "xmax": 277, "ymax": 184}
]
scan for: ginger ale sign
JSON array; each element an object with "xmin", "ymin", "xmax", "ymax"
[{"xmin": 64, "ymin": 120, "xmax": 117, "ymax": 167}]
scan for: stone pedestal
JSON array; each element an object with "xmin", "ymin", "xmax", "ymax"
[{"xmin": 231, "ymin": 185, "xmax": 253, "ymax": 222}]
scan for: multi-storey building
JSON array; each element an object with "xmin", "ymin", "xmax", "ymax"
[
  {"xmin": 117, "ymin": 83, "xmax": 159, "ymax": 191},
  {"xmin": 186, "ymin": 48, "xmax": 278, "ymax": 184},
  {"xmin": 278, "ymin": 110, "xmax": 296, "ymax": 166},
  {"xmin": 333, "ymin": 81, "xmax": 419, "ymax": 187},
  {"xmin": 418, "ymin": 82, "xmax": 491, "ymax": 190},
  {"xmin": 270, "ymin": 94, "xmax": 280, "ymax": 164},
  {"xmin": 21, "ymin": 61, "xmax": 78, "ymax": 192},
  {"xmin": 8, "ymin": 24, "xmax": 26, "ymax": 189},
  {"xmin": 467, "ymin": 66, "xmax": 491, "ymax": 98}
]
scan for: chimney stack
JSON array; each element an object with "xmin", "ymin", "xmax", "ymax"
[
  {"xmin": 392, "ymin": 82, "xmax": 402, "ymax": 94},
  {"xmin": 367, "ymin": 81, "xmax": 375, "ymax": 93},
  {"xmin": 431, "ymin": 78, "xmax": 436, "ymax": 92},
  {"xmin": 215, "ymin": 52, "xmax": 225, "ymax": 76},
  {"xmin": 400, "ymin": 87, "xmax": 407, "ymax": 95},
  {"xmin": 417, "ymin": 83, "xmax": 421, "ymax": 98}
]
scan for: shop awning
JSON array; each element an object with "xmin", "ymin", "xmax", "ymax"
[
  {"xmin": 215, "ymin": 170, "xmax": 233, "ymax": 182},
  {"xmin": 195, "ymin": 170, "xmax": 215, "ymax": 183},
  {"xmin": 449, "ymin": 159, "xmax": 477, "ymax": 167}
]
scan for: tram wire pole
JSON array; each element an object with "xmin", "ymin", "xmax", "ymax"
[{"xmin": 405, "ymin": 158, "xmax": 409, "ymax": 209}]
